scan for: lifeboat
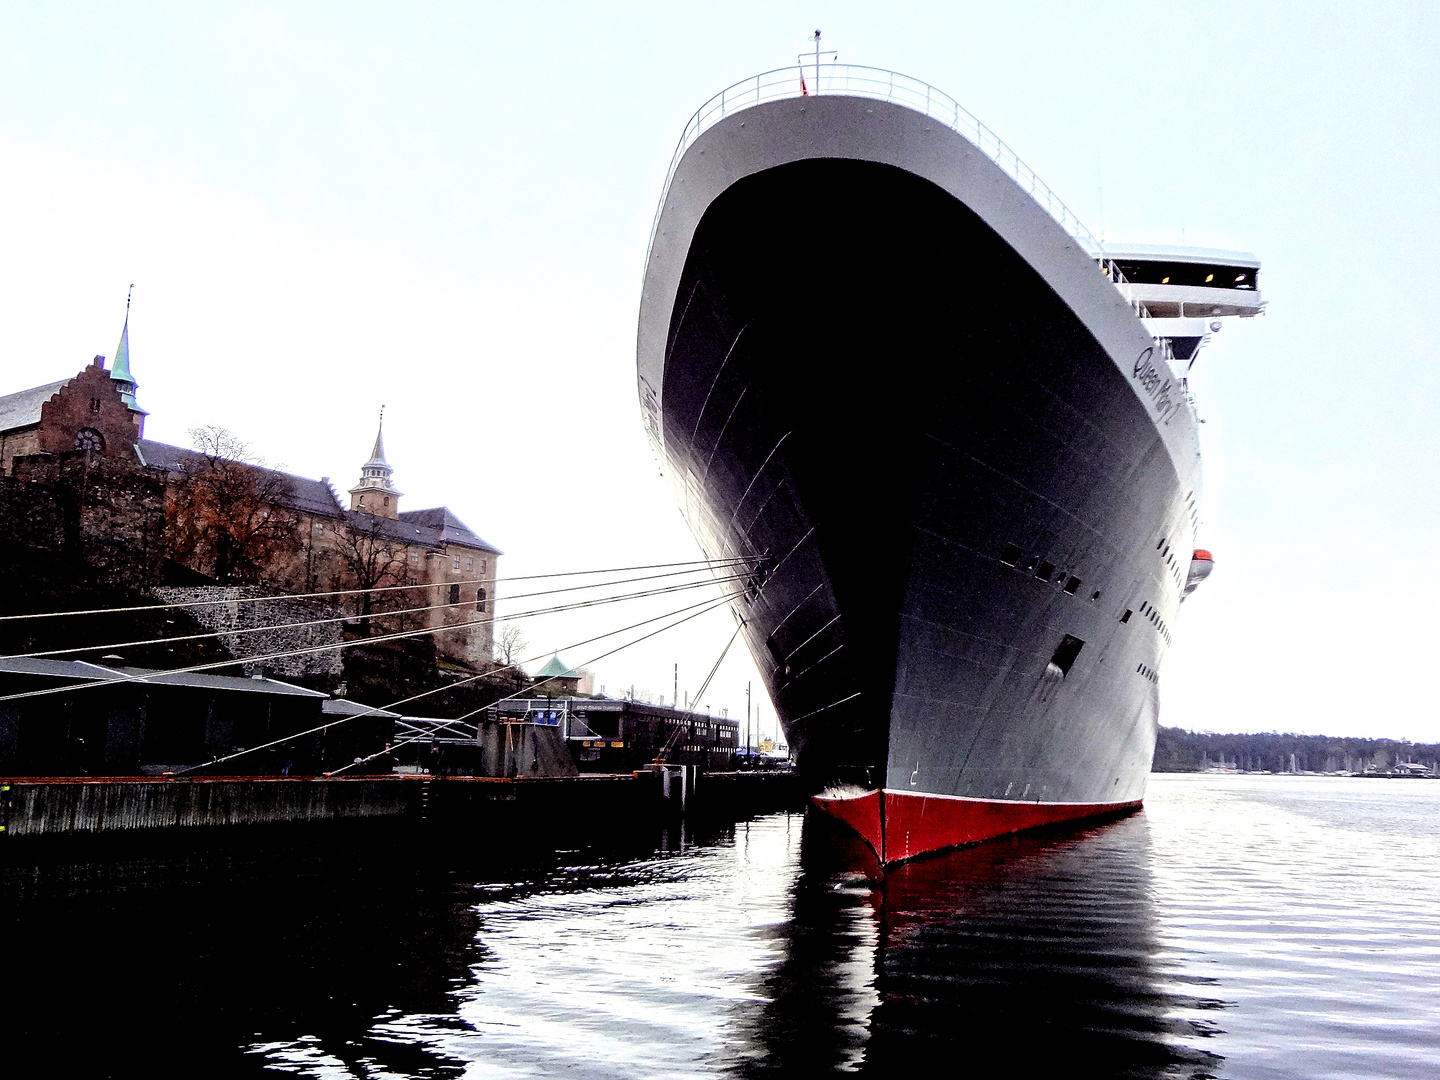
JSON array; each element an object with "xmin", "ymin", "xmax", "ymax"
[{"xmin": 1184, "ymin": 549, "xmax": 1215, "ymax": 597}]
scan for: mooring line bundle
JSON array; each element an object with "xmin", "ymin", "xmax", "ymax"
[
  {"xmin": 327, "ymin": 593, "xmax": 736, "ymax": 776},
  {"xmin": 16, "ymin": 559, "xmax": 751, "ymax": 661},
  {"xmin": 0, "ymin": 556, "xmax": 751, "ymax": 623},
  {"xmin": 179, "ymin": 591, "xmax": 735, "ymax": 776},
  {"xmin": 0, "ymin": 551, "xmax": 770, "ymax": 776},
  {"xmin": 0, "ymin": 563, "xmax": 754, "ymax": 705}
]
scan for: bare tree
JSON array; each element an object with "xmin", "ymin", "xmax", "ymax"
[
  {"xmin": 166, "ymin": 426, "xmax": 300, "ymax": 583},
  {"xmin": 494, "ymin": 622, "xmax": 529, "ymax": 668},
  {"xmin": 332, "ymin": 512, "xmax": 407, "ymax": 631}
]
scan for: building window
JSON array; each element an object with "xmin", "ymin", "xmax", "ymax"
[
  {"xmin": 409, "ymin": 551, "xmax": 418, "ymax": 564},
  {"xmin": 314, "ymin": 522, "xmax": 324, "ymax": 534},
  {"xmin": 449, "ymin": 584, "xmax": 461, "ymax": 605},
  {"xmin": 453, "ymin": 555, "xmax": 461, "ymax": 570},
  {"xmin": 480, "ymin": 560, "xmax": 486, "ymax": 574},
  {"xmin": 476, "ymin": 588, "xmax": 486, "ymax": 612},
  {"xmin": 467, "ymin": 557, "xmax": 474, "ymax": 572},
  {"xmin": 74, "ymin": 428, "xmax": 105, "ymax": 452},
  {"xmin": 383, "ymin": 496, "xmax": 389, "ymax": 507}
]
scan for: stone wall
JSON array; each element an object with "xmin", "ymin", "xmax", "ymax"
[
  {"xmin": 1, "ymin": 450, "xmax": 166, "ymax": 591},
  {"xmin": 152, "ymin": 585, "xmax": 345, "ymax": 688},
  {"xmin": 0, "ymin": 426, "xmax": 40, "ymax": 476}
]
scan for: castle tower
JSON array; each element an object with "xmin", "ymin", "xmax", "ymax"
[
  {"xmin": 349, "ymin": 412, "xmax": 402, "ymax": 519},
  {"xmin": 110, "ymin": 288, "xmax": 140, "ymax": 410}
]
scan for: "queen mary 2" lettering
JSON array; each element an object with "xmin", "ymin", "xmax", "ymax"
[{"xmin": 1132, "ymin": 346, "xmax": 1181, "ymax": 425}]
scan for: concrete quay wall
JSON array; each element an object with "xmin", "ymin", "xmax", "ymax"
[
  {"xmin": 0, "ymin": 771, "xmax": 806, "ymax": 841},
  {"xmin": 1, "ymin": 776, "xmax": 415, "ymax": 838}
]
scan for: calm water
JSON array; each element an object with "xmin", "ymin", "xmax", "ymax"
[{"xmin": 3, "ymin": 775, "xmax": 1438, "ymax": 1078}]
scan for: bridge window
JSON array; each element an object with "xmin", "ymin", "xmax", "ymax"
[{"xmin": 1113, "ymin": 260, "xmax": 1258, "ymax": 291}]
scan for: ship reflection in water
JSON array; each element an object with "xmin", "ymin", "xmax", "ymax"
[
  {"xmin": 733, "ymin": 814, "xmax": 1223, "ymax": 1078},
  {"xmin": 3, "ymin": 776, "xmax": 1439, "ymax": 1077}
]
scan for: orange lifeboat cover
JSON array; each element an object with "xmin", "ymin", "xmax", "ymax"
[{"xmin": 1193, "ymin": 549, "xmax": 1214, "ymax": 562}]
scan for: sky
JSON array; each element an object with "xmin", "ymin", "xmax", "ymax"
[{"xmin": 1, "ymin": 3, "xmax": 1437, "ymax": 743}]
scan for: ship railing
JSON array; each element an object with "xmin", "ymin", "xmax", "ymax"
[
  {"xmin": 648, "ymin": 64, "xmax": 1186, "ymax": 391},
  {"xmin": 650, "ymin": 65, "xmax": 1146, "ymax": 305}
]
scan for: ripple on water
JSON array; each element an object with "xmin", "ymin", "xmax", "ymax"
[{"xmin": 4, "ymin": 776, "xmax": 1437, "ymax": 1077}]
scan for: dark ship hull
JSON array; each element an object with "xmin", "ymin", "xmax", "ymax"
[{"xmin": 638, "ymin": 85, "xmax": 1202, "ymax": 863}]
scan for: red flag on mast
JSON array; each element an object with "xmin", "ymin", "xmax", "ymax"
[{"xmin": 799, "ymin": 70, "xmax": 808, "ymax": 96}]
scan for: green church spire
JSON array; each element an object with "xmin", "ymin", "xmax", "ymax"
[{"xmin": 110, "ymin": 284, "xmax": 139, "ymax": 409}]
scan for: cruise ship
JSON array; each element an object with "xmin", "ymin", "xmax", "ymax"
[{"xmin": 636, "ymin": 65, "xmax": 1261, "ymax": 863}]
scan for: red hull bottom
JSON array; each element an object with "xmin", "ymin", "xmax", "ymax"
[{"xmin": 811, "ymin": 788, "xmax": 1142, "ymax": 864}]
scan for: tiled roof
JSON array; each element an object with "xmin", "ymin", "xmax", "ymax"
[
  {"xmin": 346, "ymin": 510, "xmax": 444, "ymax": 548},
  {"xmin": 533, "ymin": 653, "xmax": 580, "ymax": 679},
  {"xmin": 0, "ymin": 379, "xmax": 68, "ymax": 432},
  {"xmin": 322, "ymin": 698, "xmax": 401, "ymax": 718},
  {"xmin": 135, "ymin": 440, "xmax": 501, "ymax": 554},
  {"xmin": 399, "ymin": 507, "xmax": 502, "ymax": 554},
  {"xmin": 137, "ymin": 440, "xmax": 346, "ymax": 518},
  {"xmin": 0, "ymin": 656, "xmax": 326, "ymax": 697}
]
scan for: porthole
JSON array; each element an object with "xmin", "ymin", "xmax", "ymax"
[
  {"xmin": 1090, "ymin": 590, "xmax": 1102, "ymax": 602},
  {"xmin": 1035, "ymin": 561, "xmax": 1055, "ymax": 582},
  {"xmin": 1000, "ymin": 543, "xmax": 1022, "ymax": 567},
  {"xmin": 1063, "ymin": 576, "xmax": 1081, "ymax": 595},
  {"xmin": 1121, "ymin": 609, "xmax": 1133, "ymax": 624}
]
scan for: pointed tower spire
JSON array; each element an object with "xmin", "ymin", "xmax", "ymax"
[
  {"xmin": 110, "ymin": 284, "xmax": 139, "ymax": 409},
  {"xmin": 367, "ymin": 405, "xmax": 388, "ymax": 465},
  {"xmin": 349, "ymin": 406, "xmax": 402, "ymax": 518}
]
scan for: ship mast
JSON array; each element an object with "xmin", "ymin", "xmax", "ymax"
[{"xmin": 800, "ymin": 30, "xmax": 837, "ymax": 95}]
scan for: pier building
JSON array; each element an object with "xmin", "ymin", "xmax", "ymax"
[{"xmin": 498, "ymin": 696, "xmax": 741, "ymax": 773}]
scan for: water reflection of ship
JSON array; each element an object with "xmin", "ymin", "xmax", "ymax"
[{"xmin": 728, "ymin": 812, "xmax": 1228, "ymax": 1078}]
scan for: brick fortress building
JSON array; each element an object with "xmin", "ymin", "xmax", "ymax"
[{"xmin": 0, "ymin": 318, "xmax": 501, "ymax": 669}]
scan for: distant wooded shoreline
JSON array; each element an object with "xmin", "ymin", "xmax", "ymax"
[{"xmin": 1153, "ymin": 727, "xmax": 1439, "ymax": 775}]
